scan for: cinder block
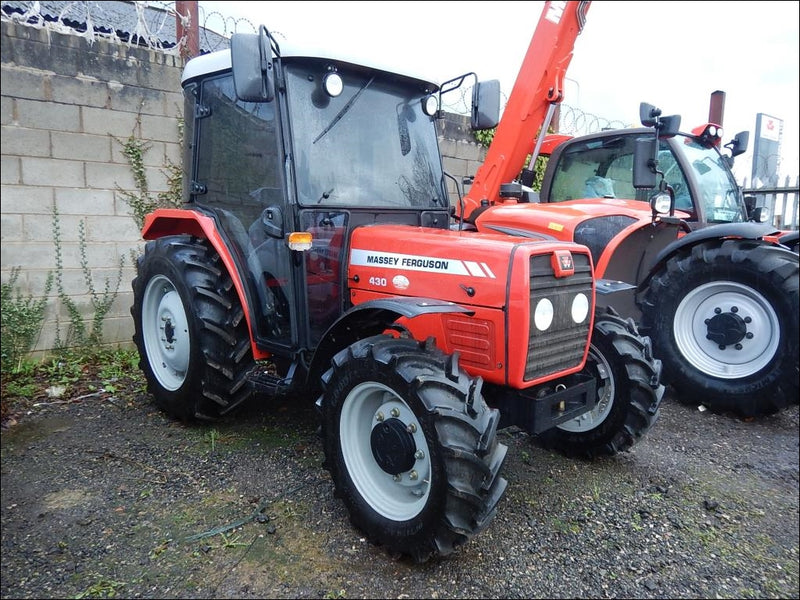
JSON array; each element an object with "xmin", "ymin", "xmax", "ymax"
[
  {"xmin": 52, "ymin": 131, "xmax": 113, "ymax": 162},
  {"xmin": 49, "ymin": 73, "xmax": 112, "ymax": 108},
  {"xmin": 1, "ymin": 125, "xmax": 51, "ymax": 157},
  {"xmin": 23, "ymin": 213, "xmax": 83, "ymax": 243},
  {"xmin": 21, "ymin": 157, "xmax": 85, "ymax": 187},
  {"xmin": 0, "ymin": 184, "xmax": 54, "ymax": 213},
  {"xmin": 1, "ymin": 213, "xmax": 23, "ymax": 242},
  {"xmin": 139, "ymin": 113, "xmax": 180, "ymax": 144},
  {"xmin": 1, "ymin": 95, "xmax": 14, "ymax": 125},
  {"xmin": 54, "ymin": 188, "xmax": 116, "ymax": 216},
  {"xmin": 85, "ymin": 161, "xmax": 136, "ymax": 190},
  {"xmin": 16, "ymin": 99, "xmax": 81, "ymax": 132},
  {"xmin": 1, "ymin": 156, "xmax": 21, "ymax": 184},
  {"xmin": 82, "ymin": 106, "xmax": 140, "ymax": 137},
  {"xmin": 0, "ymin": 67, "xmax": 48, "ymax": 102},
  {"xmin": 85, "ymin": 215, "xmax": 141, "ymax": 244}
]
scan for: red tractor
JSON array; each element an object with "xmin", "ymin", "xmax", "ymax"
[
  {"xmin": 458, "ymin": 1, "xmax": 799, "ymax": 418},
  {"xmin": 130, "ymin": 25, "xmax": 662, "ymax": 562}
]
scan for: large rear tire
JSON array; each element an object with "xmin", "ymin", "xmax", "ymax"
[
  {"xmin": 639, "ymin": 240, "xmax": 799, "ymax": 417},
  {"xmin": 539, "ymin": 307, "xmax": 663, "ymax": 458},
  {"xmin": 318, "ymin": 334, "xmax": 508, "ymax": 563},
  {"xmin": 131, "ymin": 236, "xmax": 255, "ymax": 421}
]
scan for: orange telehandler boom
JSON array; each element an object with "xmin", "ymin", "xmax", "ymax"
[{"xmin": 460, "ymin": 0, "xmax": 591, "ymax": 221}]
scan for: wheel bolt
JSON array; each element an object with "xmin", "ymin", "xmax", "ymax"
[
  {"xmin": 719, "ymin": 344, "xmax": 726, "ymax": 350},
  {"xmin": 746, "ymin": 332, "xmax": 754, "ymax": 339},
  {"xmin": 376, "ymin": 411, "xmax": 384, "ymax": 422},
  {"xmin": 714, "ymin": 307, "xmax": 722, "ymax": 314},
  {"xmin": 409, "ymin": 470, "xmax": 418, "ymax": 480},
  {"xmin": 406, "ymin": 423, "xmax": 417, "ymax": 433},
  {"xmin": 731, "ymin": 306, "xmax": 738, "ymax": 313},
  {"xmin": 390, "ymin": 407, "xmax": 400, "ymax": 418},
  {"xmin": 744, "ymin": 317, "xmax": 752, "ymax": 324},
  {"xmin": 414, "ymin": 450, "xmax": 425, "ymax": 460},
  {"xmin": 735, "ymin": 343, "xmax": 743, "ymax": 350},
  {"xmin": 393, "ymin": 474, "xmax": 401, "ymax": 482}
]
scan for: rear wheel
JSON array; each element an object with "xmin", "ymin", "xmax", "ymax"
[
  {"xmin": 640, "ymin": 240, "xmax": 798, "ymax": 417},
  {"xmin": 318, "ymin": 334, "xmax": 508, "ymax": 563},
  {"xmin": 131, "ymin": 236, "xmax": 255, "ymax": 421},
  {"xmin": 539, "ymin": 307, "xmax": 663, "ymax": 458}
]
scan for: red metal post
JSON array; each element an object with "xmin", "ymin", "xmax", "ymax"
[
  {"xmin": 709, "ymin": 90, "xmax": 726, "ymax": 127},
  {"xmin": 175, "ymin": 1, "xmax": 199, "ymax": 60}
]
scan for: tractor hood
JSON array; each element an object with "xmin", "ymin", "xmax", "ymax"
[
  {"xmin": 347, "ymin": 223, "xmax": 593, "ymax": 309},
  {"xmin": 473, "ymin": 199, "xmax": 676, "ymax": 242}
]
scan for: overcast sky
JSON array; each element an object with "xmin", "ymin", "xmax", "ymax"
[{"xmin": 198, "ymin": 1, "xmax": 799, "ymax": 183}]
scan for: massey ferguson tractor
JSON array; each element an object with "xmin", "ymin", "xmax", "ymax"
[
  {"xmin": 130, "ymin": 24, "xmax": 662, "ymax": 562},
  {"xmin": 458, "ymin": 0, "xmax": 799, "ymax": 418}
]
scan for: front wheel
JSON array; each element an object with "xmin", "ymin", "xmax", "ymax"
[
  {"xmin": 639, "ymin": 240, "xmax": 799, "ymax": 417},
  {"xmin": 131, "ymin": 236, "xmax": 255, "ymax": 421},
  {"xmin": 317, "ymin": 335, "xmax": 508, "ymax": 563},
  {"xmin": 539, "ymin": 307, "xmax": 664, "ymax": 458}
]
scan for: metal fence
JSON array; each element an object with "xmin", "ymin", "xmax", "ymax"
[{"xmin": 743, "ymin": 175, "xmax": 800, "ymax": 231}]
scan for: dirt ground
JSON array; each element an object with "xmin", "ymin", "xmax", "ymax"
[{"xmin": 1, "ymin": 371, "xmax": 798, "ymax": 599}]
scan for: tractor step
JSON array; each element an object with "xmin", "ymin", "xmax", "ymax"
[{"xmin": 248, "ymin": 364, "xmax": 293, "ymax": 397}]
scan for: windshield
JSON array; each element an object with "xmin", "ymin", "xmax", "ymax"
[
  {"xmin": 284, "ymin": 60, "xmax": 447, "ymax": 208},
  {"xmin": 670, "ymin": 136, "xmax": 745, "ymax": 223}
]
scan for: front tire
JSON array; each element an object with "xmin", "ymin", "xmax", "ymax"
[
  {"xmin": 539, "ymin": 307, "xmax": 663, "ymax": 458},
  {"xmin": 639, "ymin": 240, "xmax": 799, "ymax": 417},
  {"xmin": 318, "ymin": 335, "xmax": 508, "ymax": 563},
  {"xmin": 131, "ymin": 236, "xmax": 255, "ymax": 421}
]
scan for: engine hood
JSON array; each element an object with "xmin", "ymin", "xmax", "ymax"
[{"xmin": 473, "ymin": 199, "xmax": 673, "ymax": 241}]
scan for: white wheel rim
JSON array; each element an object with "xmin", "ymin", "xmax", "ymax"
[
  {"xmin": 141, "ymin": 275, "xmax": 190, "ymax": 391},
  {"xmin": 558, "ymin": 343, "xmax": 614, "ymax": 433},
  {"xmin": 674, "ymin": 281, "xmax": 779, "ymax": 378},
  {"xmin": 339, "ymin": 382, "xmax": 431, "ymax": 521}
]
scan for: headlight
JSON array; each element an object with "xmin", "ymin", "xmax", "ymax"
[
  {"xmin": 571, "ymin": 293, "xmax": 589, "ymax": 324},
  {"xmin": 651, "ymin": 191, "xmax": 672, "ymax": 214},
  {"xmin": 422, "ymin": 94, "xmax": 438, "ymax": 116},
  {"xmin": 323, "ymin": 72, "xmax": 343, "ymax": 97},
  {"xmin": 534, "ymin": 298, "xmax": 554, "ymax": 331}
]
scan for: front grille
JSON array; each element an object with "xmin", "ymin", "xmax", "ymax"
[{"xmin": 525, "ymin": 252, "xmax": 593, "ymax": 381}]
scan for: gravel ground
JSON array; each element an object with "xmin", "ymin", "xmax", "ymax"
[{"xmin": 1, "ymin": 384, "xmax": 798, "ymax": 599}]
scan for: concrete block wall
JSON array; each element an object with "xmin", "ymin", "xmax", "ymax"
[
  {"xmin": 0, "ymin": 19, "xmax": 486, "ymax": 357},
  {"xmin": 1, "ymin": 19, "xmax": 183, "ymax": 356}
]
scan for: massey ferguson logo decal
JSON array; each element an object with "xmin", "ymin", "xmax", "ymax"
[{"xmin": 350, "ymin": 249, "xmax": 496, "ymax": 278}]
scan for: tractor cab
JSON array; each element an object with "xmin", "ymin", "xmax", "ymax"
[
  {"xmin": 539, "ymin": 102, "xmax": 765, "ymax": 228},
  {"xmin": 174, "ymin": 28, "xmax": 499, "ymax": 355}
]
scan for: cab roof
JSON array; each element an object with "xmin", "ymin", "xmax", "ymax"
[{"xmin": 181, "ymin": 39, "xmax": 440, "ymax": 92}]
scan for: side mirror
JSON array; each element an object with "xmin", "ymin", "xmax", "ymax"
[
  {"xmin": 633, "ymin": 138, "xmax": 658, "ymax": 189},
  {"xmin": 751, "ymin": 206, "xmax": 770, "ymax": 224},
  {"xmin": 471, "ymin": 79, "xmax": 500, "ymax": 130},
  {"xmin": 231, "ymin": 25, "xmax": 275, "ymax": 102},
  {"xmin": 657, "ymin": 114, "xmax": 681, "ymax": 138},
  {"xmin": 640, "ymin": 102, "xmax": 661, "ymax": 127},
  {"xmin": 726, "ymin": 130, "xmax": 750, "ymax": 158},
  {"xmin": 639, "ymin": 102, "xmax": 680, "ymax": 137}
]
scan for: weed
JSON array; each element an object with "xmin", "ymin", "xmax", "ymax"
[
  {"xmin": 115, "ymin": 116, "xmax": 183, "ymax": 230},
  {"xmin": 324, "ymin": 590, "xmax": 346, "ymax": 599},
  {"xmin": 50, "ymin": 203, "xmax": 124, "ymax": 356},
  {"xmin": 218, "ymin": 532, "xmax": 250, "ymax": 549},
  {"xmin": 207, "ymin": 428, "xmax": 219, "ymax": 452},
  {"xmin": 1, "ymin": 267, "xmax": 53, "ymax": 374},
  {"xmin": 75, "ymin": 576, "xmax": 126, "ymax": 598}
]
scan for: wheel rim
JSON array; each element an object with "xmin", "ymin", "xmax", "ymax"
[
  {"xmin": 558, "ymin": 343, "xmax": 614, "ymax": 433},
  {"xmin": 141, "ymin": 275, "xmax": 190, "ymax": 391},
  {"xmin": 674, "ymin": 281, "xmax": 779, "ymax": 379},
  {"xmin": 339, "ymin": 382, "xmax": 431, "ymax": 521}
]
